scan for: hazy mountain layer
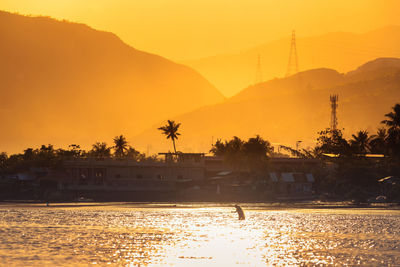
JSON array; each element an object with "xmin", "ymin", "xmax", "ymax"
[
  {"xmin": 184, "ymin": 26, "xmax": 400, "ymax": 97},
  {"xmin": 135, "ymin": 58, "xmax": 400, "ymax": 154},
  {"xmin": 0, "ymin": 11, "xmax": 224, "ymax": 153}
]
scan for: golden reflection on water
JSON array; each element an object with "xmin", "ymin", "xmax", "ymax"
[{"xmin": 0, "ymin": 204, "xmax": 399, "ymax": 266}]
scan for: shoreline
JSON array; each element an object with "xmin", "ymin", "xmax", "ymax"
[{"xmin": 0, "ymin": 201, "xmax": 399, "ymax": 210}]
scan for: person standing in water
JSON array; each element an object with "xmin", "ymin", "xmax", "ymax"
[{"xmin": 234, "ymin": 204, "xmax": 245, "ymax": 220}]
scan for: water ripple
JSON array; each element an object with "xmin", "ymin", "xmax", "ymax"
[{"xmin": 0, "ymin": 204, "xmax": 399, "ymax": 266}]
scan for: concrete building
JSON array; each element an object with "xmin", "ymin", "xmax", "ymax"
[
  {"xmin": 58, "ymin": 153, "xmax": 206, "ymax": 200},
  {"xmin": 43, "ymin": 153, "xmax": 319, "ymax": 201}
]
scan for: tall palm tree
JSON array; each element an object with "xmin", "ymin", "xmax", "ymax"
[
  {"xmin": 381, "ymin": 104, "xmax": 400, "ymax": 156},
  {"xmin": 113, "ymin": 135, "xmax": 128, "ymax": 158},
  {"xmin": 158, "ymin": 120, "xmax": 181, "ymax": 153},
  {"xmin": 350, "ymin": 130, "xmax": 372, "ymax": 154},
  {"xmin": 382, "ymin": 104, "xmax": 400, "ymax": 131}
]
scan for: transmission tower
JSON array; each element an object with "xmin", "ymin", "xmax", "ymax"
[
  {"xmin": 285, "ymin": 30, "xmax": 299, "ymax": 77},
  {"xmin": 330, "ymin": 94, "xmax": 338, "ymax": 130},
  {"xmin": 255, "ymin": 54, "xmax": 263, "ymax": 84}
]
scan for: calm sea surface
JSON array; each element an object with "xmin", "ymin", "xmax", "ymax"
[{"xmin": 0, "ymin": 203, "xmax": 399, "ymax": 266}]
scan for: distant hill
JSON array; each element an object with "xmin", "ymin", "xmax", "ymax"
[
  {"xmin": 184, "ymin": 26, "xmax": 400, "ymax": 97},
  {"xmin": 135, "ymin": 58, "xmax": 400, "ymax": 153},
  {"xmin": 0, "ymin": 11, "xmax": 224, "ymax": 152}
]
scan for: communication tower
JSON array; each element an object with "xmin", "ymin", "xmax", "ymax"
[
  {"xmin": 255, "ymin": 54, "xmax": 263, "ymax": 84},
  {"xmin": 285, "ymin": 30, "xmax": 299, "ymax": 77},
  {"xmin": 330, "ymin": 94, "xmax": 338, "ymax": 130}
]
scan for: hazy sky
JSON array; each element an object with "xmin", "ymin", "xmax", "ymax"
[{"xmin": 1, "ymin": 0, "xmax": 400, "ymax": 60}]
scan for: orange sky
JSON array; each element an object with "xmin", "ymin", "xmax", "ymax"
[{"xmin": 1, "ymin": 0, "xmax": 400, "ymax": 60}]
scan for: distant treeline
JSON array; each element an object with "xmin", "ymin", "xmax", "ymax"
[
  {"xmin": 207, "ymin": 103, "xmax": 400, "ymax": 201},
  {"xmin": 0, "ymin": 103, "xmax": 400, "ymax": 203},
  {"xmin": 0, "ymin": 135, "xmax": 160, "ymax": 174},
  {"xmin": 210, "ymin": 103, "xmax": 400, "ymax": 159},
  {"xmin": 1, "ymin": 103, "xmax": 400, "ymax": 171}
]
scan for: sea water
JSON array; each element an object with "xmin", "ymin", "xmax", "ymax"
[{"xmin": 0, "ymin": 203, "xmax": 399, "ymax": 266}]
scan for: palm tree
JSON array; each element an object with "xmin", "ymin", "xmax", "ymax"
[
  {"xmin": 158, "ymin": 120, "xmax": 181, "ymax": 153},
  {"xmin": 90, "ymin": 142, "xmax": 111, "ymax": 159},
  {"xmin": 224, "ymin": 136, "xmax": 244, "ymax": 167},
  {"xmin": 242, "ymin": 135, "xmax": 273, "ymax": 158},
  {"xmin": 382, "ymin": 104, "xmax": 400, "ymax": 131},
  {"xmin": 210, "ymin": 139, "xmax": 228, "ymax": 156},
  {"xmin": 381, "ymin": 104, "xmax": 400, "ymax": 156},
  {"xmin": 242, "ymin": 135, "xmax": 273, "ymax": 171},
  {"xmin": 113, "ymin": 135, "xmax": 128, "ymax": 158},
  {"xmin": 350, "ymin": 130, "xmax": 372, "ymax": 154},
  {"xmin": 370, "ymin": 128, "xmax": 387, "ymax": 154}
]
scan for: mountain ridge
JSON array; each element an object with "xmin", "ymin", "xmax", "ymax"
[
  {"xmin": 134, "ymin": 57, "xmax": 400, "ymax": 154},
  {"xmin": 0, "ymin": 10, "xmax": 224, "ymax": 153},
  {"xmin": 183, "ymin": 26, "xmax": 400, "ymax": 97}
]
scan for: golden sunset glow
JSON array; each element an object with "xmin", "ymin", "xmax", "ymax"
[
  {"xmin": 1, "ymin": 0, "xmax": 400, "ymax": 152},
  {"xmin": 1, "ymin": 2, "xmax": 400, "ymax": 265},
  {"xmin": 2, "ymin": 0, "xmax": 400, "ymax": 61},
  {"xmin": 0, "ymin": 0, "xmax": 399, "ymax": 153}
]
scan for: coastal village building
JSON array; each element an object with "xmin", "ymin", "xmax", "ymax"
[
  {"xmin": 59, "ymin": 153, "xmax": 205, "ymax": 200},
  {"xmin": 50, "ymin": 153, "xmax": 320, "ymax": 201},
  {"xmin": 204, "ymin": 156, "xmax": 318, "ymax": 200}
]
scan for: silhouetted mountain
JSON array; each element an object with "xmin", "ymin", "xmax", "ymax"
[
  {"xmin": 135, "ymin": 58, "xmax": 400, "ymax": 152},
  {"xmin": 346, "ymin": 57, "xmax": 400, "ymax": 80},
  {"xmin": 184, "ymin": 26, "xmax": 400, "ymax": 97},
  {"xmin": 0, "ymin": 11, "xmax": 224, "ymax": 152}
]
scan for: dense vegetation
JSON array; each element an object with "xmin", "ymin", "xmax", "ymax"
[
  {"xmin": 208, "ymin": 103, "xmax": 400, "ymax": 201},
  {"xmin": 0, "ymin": 136, "xmax": 154, "ymax": 175},
  {"xmin": 1, "ymin": 104, "xmax": 400, "ymax": 202}
]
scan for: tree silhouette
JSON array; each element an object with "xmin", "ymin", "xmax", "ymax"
[
  {"xmin": 158, "ymin": 120, "xmax": 181, "ymax": 153},
  {"xmin": 315, "ymin": 128, "xmax": 351, "ymax": 156},
  {"xmin": 370, "ymin": 128, "xmax": 387, "ymax": 154},
  {"xmin": 382, "ymin": 104, "xmax": 400, "ymax": 130},
  {"xmin": 68, "ymin": 144, "xmax": 82, "ymax": 158},
  {"xmin": 209, "ymin": 139, "xmax": 228, "ymax": 156},
  {"xmin": 23, "ymin": 148, "xmax": 35, "ymax": 161},
  {"xmin": 0, "ymin": 152, "xmax": 7, "ymax": 173},
  {"xmin": 224, "ymin": 136, "xmax": 245, "ymax": 168},
  {"xmin": 242, "ymin": 135, "xmax": 272, "ymax": 170},
  {"xmin": 350, "ymin": 130, "xmax": 372, "ymax": 154},
  {"xmin": 90, "ymin": 142, "xmax": 111, "ymax": 159},
  {"xmin": 381, "ymin": 104, "xmax": 400, "ymax": 157},
  {"xmin": 210, "ymin": 136, "xmax": 273, "ymax": 171},
  {"xmin": 125, "ymin": 146, "xmax": 145, "ymax": 161},
  {"xmin": 242, "ymin": 135, "xmax": 273, "ymax": 158},
  {"xmin": 113, "ymin": 135, "xmax": 128, "ymax": 158},
  {"xmin": 279, "ymin": 145, "xmax": 316, "ymax": 158}
]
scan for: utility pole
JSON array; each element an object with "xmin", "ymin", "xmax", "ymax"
[
  {"xmin": 286, "ymin": 30, "xmax": 299, "ymax": 77},
  {"xmin": 330, "ymin": 94, "xmax": 339, "ymax": 130}
]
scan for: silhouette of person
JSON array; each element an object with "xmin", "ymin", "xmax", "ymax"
[{"xmin": 234, "ymin": 204, "xmax": 245, "ymax": 220}]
